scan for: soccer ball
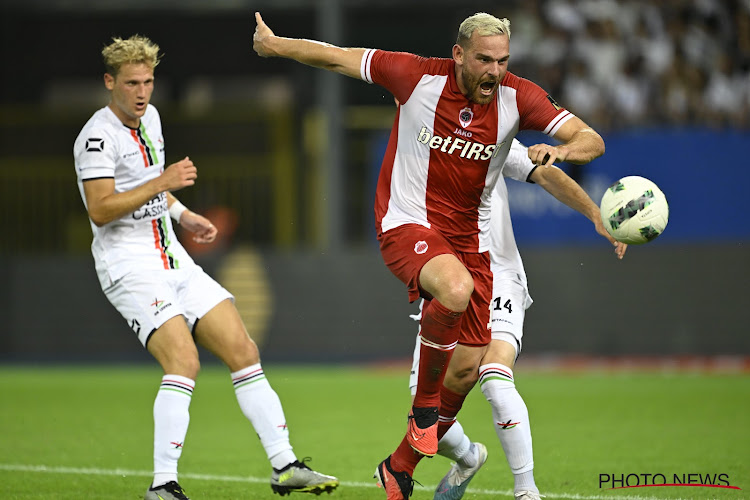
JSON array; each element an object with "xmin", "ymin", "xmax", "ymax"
[{"xmin": 599, "ymin": 176, "xmax": 669, "ymax": 245}]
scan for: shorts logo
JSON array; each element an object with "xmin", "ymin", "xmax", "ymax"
[
  {"xmin": 458, "ymin": 107, "xmax": 474, "ymax": 128},
  {"xmin": 150, "ymin": 297, "xmax": 172, "ymax": 317},
  {"xmin": 85, "ymin": 138, "xmax": 104, "ymax": 152},
  {"xmin": 414, "ymin": 241, "xmax": 428, "ymax": 254}
]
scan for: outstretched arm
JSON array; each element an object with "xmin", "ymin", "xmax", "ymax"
[
  {"xmin": 253, "ymin": 12, "xmax": 366, "ymax": 80},
  {"xmin": 529, "ymin": 164, "xmax": 627, "ymax": 259}
]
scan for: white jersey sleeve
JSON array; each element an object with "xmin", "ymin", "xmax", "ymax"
[
  {"xmin": 74, "ymin": 126, "xmax": 119, "ymax": 184},
  {"xmin": 502, "ymin": 139, "xmax": 537, "ymax": 183}
]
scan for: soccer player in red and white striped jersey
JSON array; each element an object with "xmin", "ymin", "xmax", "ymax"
[{"xmin": 254, "ymin": 11, "xmax": 606, "ymax": 499}]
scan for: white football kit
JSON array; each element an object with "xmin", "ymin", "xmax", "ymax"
[{"xmin": 74, "ymin": 104, "xmax": 232, "ymax": 346}]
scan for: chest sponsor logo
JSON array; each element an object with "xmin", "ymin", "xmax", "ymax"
[
  {"xmin": 417, "ymin": 127, "xmax": 502, "ymax": 161},
  {"xmin": 85, "ymin": 138, "xmax": 104, "ymax": 152},
  {"xmin": 133, "ymin": 192, "xmax": 168, "ymax": 220},
  {"xmin": 458, "ymin": 107, "xmax": 474, "ymax": 128}
]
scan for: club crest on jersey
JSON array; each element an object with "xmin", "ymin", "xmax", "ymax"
[
  {"xmin": 458, "ymin": 107, "xmax": 474, "ymax": 129},
  {"xmin": 414, "ymin": 241, "xmax": 429, "ymax": 255},
  {"xmin": 85, "ymin": 138, "xmax": 104, "ymax": 152}
]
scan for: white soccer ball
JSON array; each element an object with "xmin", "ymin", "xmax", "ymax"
[{"xmin": 599, "ymin": 175, "xmax": 669, "ymax": 245}]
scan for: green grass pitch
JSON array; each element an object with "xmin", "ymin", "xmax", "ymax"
[{"xmin": 0, "ymin": 364, "xmax": 747, "ymax": 499}]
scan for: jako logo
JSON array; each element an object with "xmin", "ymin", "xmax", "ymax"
[
  {"xmin": 414, "ymin": 241, "xmax": 428, "ymax": 255},
  {"xmin": 416, "ymin": 127, "xmax": 502, "ymax": 160}
]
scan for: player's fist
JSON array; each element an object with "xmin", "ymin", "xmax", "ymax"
[
  {"xmin": 253, "ymin": 12, "xmax": 275, "ymax": 57},
  {"xmin": 528, "ymin": 144, "xmax": 566, "ymax": 166},
  {"xmin": 163, "ymin": 156, "xmax": 197, "ymax": 191}
]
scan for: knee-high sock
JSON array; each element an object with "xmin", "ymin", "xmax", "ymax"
[
  {"xmin": 437, "ymin": 420, "xmax": 476, "ymax": 468},
  {"xmin": 390, "ymin": 434, "xmax": 425, "ymax": 476},
  {"xmin": 414, "ymin": 299, "xmax": 462, "ymax": 408},
  {"xmin": 437, "ymin": 386, "xmax": 467, "ymax": 440},
  {"xmin": 479, "ymin": 363, "xmax": 538, "ymax": 493},
  {"xmin": 232, "ymin": 364, "xmax": 296, "ymax": 470},
  {"xmin": 153, "ymin": 375, "xmax": 193, "ymax": 487}
]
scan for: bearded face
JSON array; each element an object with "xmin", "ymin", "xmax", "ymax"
[
  {"xmin": 460, "ymin": 64, "xmax": 500, "ymax": 104},
  {"xmin": 454, "ymin": 32, "xmax": 510, "ymax": 105}
]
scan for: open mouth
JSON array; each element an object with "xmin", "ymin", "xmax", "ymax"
[{"xmin": 479, "ymin": 81, "xmax": 496, "ymax": 96}]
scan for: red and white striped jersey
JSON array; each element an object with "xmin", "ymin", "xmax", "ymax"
[
  {"xmin": 74, "ymin": 104, "xmax": 195, "ymax": 288},
  {"xmin": 360, "ymin": 49, "xmax": 573, "ymax": 253}
]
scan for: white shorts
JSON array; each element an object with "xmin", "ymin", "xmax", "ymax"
[
  {"xmin": 103, "ymin": 265, "xmax": 234, "ymax": 347},
  {"xmin": 408, "ymin": 277, "xmax": 532, "ymax": 394},
  {"xmin": 489, "ymin": 276, "xmax": 531, "ymax": 353}
]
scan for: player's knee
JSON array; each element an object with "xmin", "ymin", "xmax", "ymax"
[
  {"xmin": 164, "ymin": 356, "xmax": 200, "ymax": 379},
  {"xmin": 223, "ymin": 337, "xmax": 261, "ymax": 371},
  {"xmin": 439, "ymin": 275, "xmax": 474, "ymax": 311}
]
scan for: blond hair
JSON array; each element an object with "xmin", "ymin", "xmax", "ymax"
[
  {"xmin": 102, "ymin": 34, "xmax": 161, "ymax": 77},
  {"xmin": 457, "ymin": 13, "xmax": 511, "ymax": 47}
]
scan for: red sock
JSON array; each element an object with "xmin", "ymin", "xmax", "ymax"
[
  {"xmin": 414, "ymin": 299, "xmax": 463, "ymax": 408},
  {"xmin": 437, "ymin": 386, "xmax": 467, "ymax": 440},
  {"xmin": 390, "ymin": 435, "xmax": 424, "ymax": 476}
]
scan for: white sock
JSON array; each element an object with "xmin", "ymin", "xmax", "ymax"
[
  {"xmin": 152, "ymin": 374, "xmax": 194, "ymax": 488},
  {"xmin": 232, "ymin": 364, "xmax": 296, "ymax": 470},
  {"xmin": 479, "ymin": 363, "xmax": 538, "ymax": 494},
  {"xmin": 437, "ymin": 420, "xmax": 476, "ymax": 468}
]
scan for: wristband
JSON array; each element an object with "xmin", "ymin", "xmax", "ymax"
[{"xmin": 168, "ymin": 200, "xmax": 188, "ymax": 223}]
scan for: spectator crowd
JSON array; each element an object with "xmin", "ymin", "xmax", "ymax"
[{"xmin": 500, "ymin": 0, "xmax": 750, "ymax": 131}]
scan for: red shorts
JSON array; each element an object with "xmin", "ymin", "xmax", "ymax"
[{"xmin": 378, "ymin": 224, "xmax": 492, "ymax": 347}]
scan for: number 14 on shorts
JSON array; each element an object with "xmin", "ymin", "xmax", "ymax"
[{"xmin": 493, "ymin": 296, "xmax": 513, "ymax": 313}]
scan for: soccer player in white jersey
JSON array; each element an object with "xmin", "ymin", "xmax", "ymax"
[
  {"xmin": 253, "ymin": 12, "xmax": 607, "ymax": 499},
  {"xmin": 407, "ymin": 139, "xmax": 626, "ymax": 500},
  {"xmin": 73, "ymin": 35, "xmax": 338, "ymax": 500}
]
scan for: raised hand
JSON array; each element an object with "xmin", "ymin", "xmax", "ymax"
[
  {"xmin": 253, "ymin": 12, "xmax": 275, "ymax": 57},
  {"xmin": 162, "ymin": 156, "xmax": 197, "ymax": 192}
]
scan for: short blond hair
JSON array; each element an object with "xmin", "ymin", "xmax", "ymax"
[
  {"xmin": 457, "ymin": 13, "xmax": 511, "ymax": 47},
  {"xmin": 102, "ymin": 34, "xmax": 161, "ymax": 77}
]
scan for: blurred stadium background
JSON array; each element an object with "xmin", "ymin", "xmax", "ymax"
[{"xmin": 0, "ymin": 0, "xmax": 748, "ymax": 366}]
